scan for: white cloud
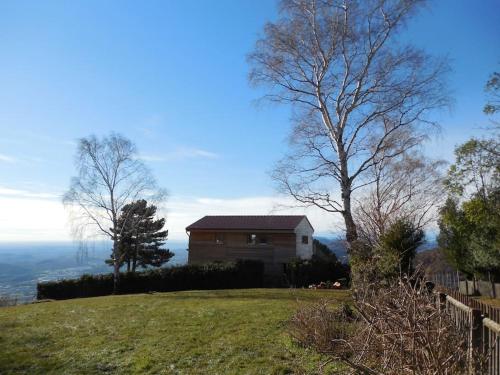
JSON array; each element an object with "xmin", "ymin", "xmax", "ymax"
[
  {"xmin": 137, "ymin": 154, "xmax": 168, "ymax": 162},
  {"xmin": 0, "ymin": 153, "xmax": 16, "ymax": 163},
  {"xmin": 163, "ymin": 195, "xmax": 344, "ymax": 241},
  {"xmin": 0, "ymin": 186, "xmax": 60, "ymax": 200},
  {"xmin": 0, "ymin": 196, "xmax": 70, "ymax": 242},
  {"xmin": 139, "ymin": 147, "xmax": 219, "ymax": 162},
  {"xmin": 0, "ymin": 186, "xmax": 344, "ymax": 242},
  {"xmin": 0, "ymin": 154, "xmax": 51, "ymax": 166}
]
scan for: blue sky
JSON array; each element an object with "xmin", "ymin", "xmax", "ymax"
[{"xmin": 0, "ymin": 0, "xmax": 498, "ymax": 241}]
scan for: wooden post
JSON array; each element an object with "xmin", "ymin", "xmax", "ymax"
[
  {"xmin": 483, "ymin": 318, "xmax": 500, "ymax": 375},
  {"xmin": 437, "ymin": 292, "xmax": 446, "ymax": 312},
  {"xmin": 489, "ymin": 272, "xmax": 496, "ymax": 299},
  {"xmin": 470, "ymin": 309, "xmax": 483, "ymax": 373},
  {"xmin": 471, "ymin": 309, "xmax": 483, "ymax": 350}
]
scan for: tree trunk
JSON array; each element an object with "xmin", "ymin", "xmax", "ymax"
[
  {"xmin": 338, "ymin": 145, "xmax": 358, "ymax": 244},
  {"xmin": 127, "ymin": 259, "xmax": 130, "ymax": 272},
  {"xmin": 112, "ymin": 239, "xmax": 120, "ymax": 294},
  {"xmin": 342, "ymin": 197, "xmax": 358, "ymax": 244}
]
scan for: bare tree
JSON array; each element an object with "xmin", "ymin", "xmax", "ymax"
[
  {"xmin": 249, "ymin": 0, "xmax": 449, "ymax": 243},
  {"xmin": 63, "ymin": 133, "xmax": 166, "ymax": 293},
  {"xmin": 353, "ymin": 150, "xmax": 446, "ymax": 246}
]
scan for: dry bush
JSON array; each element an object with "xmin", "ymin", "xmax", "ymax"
[
  {"xmin": 290, "ymin": 277, "xmax": 485, "ymax": 374},
  {"xmin": 350, "ymin": 279, "xmax": 471, "ymax": 374},
  {"xmin": 289, "ymin": 301, "xmax": 356, "ymax": 355}
]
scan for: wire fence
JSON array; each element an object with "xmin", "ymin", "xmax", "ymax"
[{"xmin": 0, "ymin": 294, "xmax": 35, "ymax": 307}]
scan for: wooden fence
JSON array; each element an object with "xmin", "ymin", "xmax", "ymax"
[
  {"xmin": 428, "ymin": 271, "xmax": 500, "ymax": 298},
  {"xmin": 428, "ymin": 271, "xmax": 461, "ymax": 290},
  {"xmin": 437, "ymin": 289, "xmax": 500, "ymax": 374}
]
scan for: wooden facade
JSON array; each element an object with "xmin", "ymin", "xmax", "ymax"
[{"xmin": 186, "ymin": 216, "xmax": 314, "ymax": 274}]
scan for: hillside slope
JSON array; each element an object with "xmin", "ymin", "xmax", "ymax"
[{"xmin": 0, "ymin": 289, "xmax": 349, "ymax": 374}]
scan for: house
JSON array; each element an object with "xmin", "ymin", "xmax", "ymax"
[{"xmin": 186, "ymin": 215, "xmax": 314, "ymax": 274}]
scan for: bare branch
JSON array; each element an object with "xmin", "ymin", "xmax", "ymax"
[
  {"xmin": 63, "ymin": 133, "xmax": 166, "ymax": 292},
  {"xmin": 250, "ymin": 0, "xmax": 450, "ymax": 243}
]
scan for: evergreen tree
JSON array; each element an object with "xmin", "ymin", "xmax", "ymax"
[
  {"xmin": 438, "ymin": 191, "xmax": 500, "ymax": 280},
  {"xmin": 376, "ymin": 219, "xmax": 424, "ymax": 279},
  {"xmin": 109, "ymin": 199, "xmax": 173, "ymax": 272},
  {"xmin": 438, "ymin": 72, "xmax": 500, "ymax": 281}
]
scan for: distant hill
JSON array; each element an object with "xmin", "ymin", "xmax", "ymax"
[
  {"xmin": 314, "ymin": 236, "xmax": 348, "ymax": 263},
  {"xmin": 0, "ymin": 263, "xmax": 33, "ymax": 282},
  {"xmin": 315, "ymin": 236, "xmax": 439, "ymax": 266},
  {"xmin": 414, "ymin": 248, "xmax": 455, "ymax": 275},
  {"xmin": 0, "ymin": 241, "xmax": 188, "ymax": 300}
]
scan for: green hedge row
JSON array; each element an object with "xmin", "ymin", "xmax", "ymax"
[
  {"xmin": 286, "ymin": 255, "xmax": 350, "ymax": 287},
  {"xmin": 37, "ymin": 260, "xmax": 264, "ymax": 300}
]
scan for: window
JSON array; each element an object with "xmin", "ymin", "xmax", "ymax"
[
  {"xmin": 259, "ymin": 236, "xmax": 268, "ymax": 245},
  {"xmin": 302, "ymin": 235, "xmax": 309, "ymax": 244},
  {"xmin": 247, "ymin": 233, "xmax": 257, "ymax": 245},
  {"xmin": 215, "ymin": 233, "xmax": 224, "ymax": 244}
]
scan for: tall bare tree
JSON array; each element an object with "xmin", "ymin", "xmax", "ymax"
[
  {"xmin": 249, "ymin": 0, "xmax": 449, "ymax": 243},
  {"xmin": 63, "ymin": 133, "xmax": 166, "ymax": 292},
  {"xmin": 353, "ymin": 150, "xmax": 446, "ymax": 245}
]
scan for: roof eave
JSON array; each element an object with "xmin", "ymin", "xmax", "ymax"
[{"xmin": 185, "ymin": 228, "xmax": 296, "ymax": 233}]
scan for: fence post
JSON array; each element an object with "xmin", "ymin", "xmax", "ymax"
[
  {"xmin": 471, "ymin": 309, "xmax": 483, "ymax": 347},
  {"xmin": 470, "ymin": 309, "xmax": 483, "ymax": 373},
  {"xmin": 437, "ymin": 292, "xmax": 446, "ymax": 312}
]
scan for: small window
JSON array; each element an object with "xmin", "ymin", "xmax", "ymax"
[
  {"xmin": 302, "ymin": 235, "xmax": 309, "ymax": 244},
  {"xmin": 259, "ymin": 236, "xmax": 268, "ymax": 245},
  {"xmin": 215, "ymin": 233, "xmax": 224, "ymax": 244},
  {"xmin": 247, "ymin": 233, "xmax": 257, "ymax": 245}
]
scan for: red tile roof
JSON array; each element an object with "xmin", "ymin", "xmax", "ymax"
[{"xmin": 186, "ymin": 215, "xmax": 310, "ymax": 231}]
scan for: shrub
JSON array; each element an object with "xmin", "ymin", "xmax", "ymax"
[
  {"xmin": 37, "ymin": 260, "xmax": 264, "ymax": 300},
  {"xmin": 350, "ymin": 220, "xmax": 424, "ymax": 286},
  {"xmin": 376, "ymin": 219, "xmax": 424, "ymax": 278},
  {"xmin": 286, "ymin": 255, "xmax": 350, "ymax": 288},
  {"xmin": 290, "ymin": 276, "xmax": 486, "ymax": 374},
  {"xmin": 289, "ymin": 302, "xmax": 356, "ymax": 354}
]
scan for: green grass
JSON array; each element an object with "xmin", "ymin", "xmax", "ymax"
[
  {"xmin": 0, "ymin": 289, "xmax": 350, "ymax": 374},
  {"xmin": 477, "ymin": 296, "xmax": 500, "ymax": 308}
]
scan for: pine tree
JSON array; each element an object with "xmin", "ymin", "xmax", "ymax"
[{"xmin": 109, "ymin": 199, "xmax": 173, "ymax": 272}]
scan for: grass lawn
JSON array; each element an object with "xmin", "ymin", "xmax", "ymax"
[
  {"xmin": 478, "ymin": 296, "xmax": 500, "ymax": 308},
  {"xmin": 0, "ymin": 289, "xmax": 350, "ymax": 374}
]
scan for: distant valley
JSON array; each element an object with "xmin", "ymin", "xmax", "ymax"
[
  {"xmin": 0, "ymin": 236, "xmax": 437, "ymax": 301},
  {"xmin": 0, "ymin": 241, "xmax": 188, "ymax": 301}
]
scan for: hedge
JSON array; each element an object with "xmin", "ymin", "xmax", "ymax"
[
  {"xmin": 285, "ymin": 255, "xmax": 350, "ymax": 288},
  {"xmin": 37, "ymin": 260, "xmax": 264, "ymax": 300}
]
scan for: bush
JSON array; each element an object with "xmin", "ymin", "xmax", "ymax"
[
  {"xmin": 289, "ymin": 301, "xmax": 356, "ymax": 354},
  {"xmin": 285, "ymin": 255, "xmax": 350, "ymax": 288},
  {"xmin": 37, "ymin": 260, "xmax": 264, "ymax": 300},
  {"xmin": 290, "ymin": 276, "xmax": 485, "ymax": 374},
  {"xmin": 350, "ymin": 220, "xmax": 424, "ymax": 286}
]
